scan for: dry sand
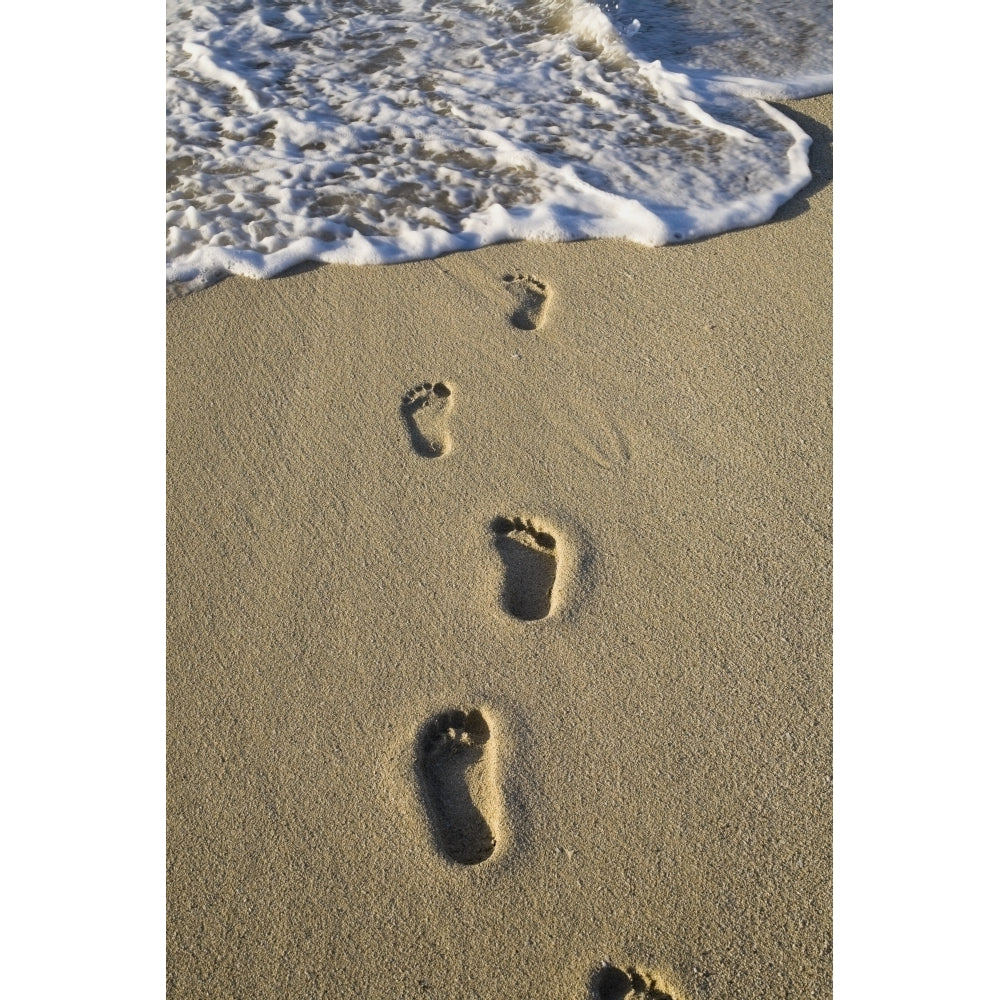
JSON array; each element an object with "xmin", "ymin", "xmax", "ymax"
[{"xmin": 167, "ymin": 94, "xmax": 832, "ymax": 999}]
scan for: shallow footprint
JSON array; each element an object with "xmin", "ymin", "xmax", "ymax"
[
  {"xmin": 418, "ymin": 709, "xmax": 499, "ymax": 865},
  {"xmin": 503, "ymin": 273, "xmax": 549, "ymax": 330},
  {"xmin": 401, "ymin": 381, "xmax": 454, "ymax": 458},
  {"xmin": 491, "ymin": 515, "xmax": 558, "ymax": 621},
  {"xmin": 593, "ymin": 965, "xmax": 684, "ymax": 1000}
]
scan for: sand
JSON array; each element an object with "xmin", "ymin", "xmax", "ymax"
[{"xmin": 166, "ymin": 94, "xmax": 832, "ymax": 999}]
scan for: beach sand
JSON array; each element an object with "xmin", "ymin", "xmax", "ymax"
[{"xmin": 167, "ymin": 94, "xmax": 832, "ymax": 999}]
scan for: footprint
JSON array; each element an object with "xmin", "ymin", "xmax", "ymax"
[
  {"xmin": 417, "ymin": 709, "xmax": 499, "ymax": 865},
  {"xmin": 502, "ymin": 273, "xmax": 549, "ymax": 330},
  {"xmin": 401, "ymin": 381, "xmax": 454, "ymax": 458},
  {"xmin": 593, "ymin": 965, "xmax": 684, "ymax": 1000},
  {"xmin": 490, "ymin": 515, "xmax": 558, "ymax": 621}
]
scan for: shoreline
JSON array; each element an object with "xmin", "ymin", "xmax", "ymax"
[
  {"xmin": 166, "ymin": 94, "xmax": 830, "ymax": 307},
  {"xmin": 168, "ymin": 93, "xmax": 832, "ymax": 1000}
]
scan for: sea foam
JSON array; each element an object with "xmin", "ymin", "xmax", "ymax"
[{"xmin": 166, "ymin": 0, "xmax": 832, "ymax": 293}]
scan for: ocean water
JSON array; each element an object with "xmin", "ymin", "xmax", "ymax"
[
  {"xmin": 166, "ymin": 0, "xmax": 831, "ymax": 292},
  {"xmin": 598, "ymin": 0, "xmax": 831, "ymax": 97}
]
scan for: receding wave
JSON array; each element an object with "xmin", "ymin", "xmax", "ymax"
[
  {"xmin": 599, "ymin": 0, "xmax": 832, "ymax": 98},
  {"xmin": 166, "ymin": 0, "xmax": 831, "ymax": 293}
]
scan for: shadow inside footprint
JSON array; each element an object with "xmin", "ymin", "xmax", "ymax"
[
  {"xmin": 491, "ymin": 515, "xmax": 558, "ymax": 621},
  {"xmin": 592, "ymin": 965, "xmax": 680, "ymax": 1000},
  {"xmin": 502, "ymin": 273, "xmax": 549, "ymax": 330},
  {"xmin": 418, "ymin": 709, "xmax": 497, "ymax": 865},
  {"xmin": 401, "ymin": 381, "xmax": 454, "ymax": 458}
]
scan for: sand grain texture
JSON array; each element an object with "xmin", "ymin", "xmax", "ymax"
[{"xmin": 167, "ymin": 96, "xmax": 832, "ymax": 1000}]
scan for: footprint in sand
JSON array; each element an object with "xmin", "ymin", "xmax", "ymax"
[
  {"xmin": 503, "ymin": 273, "xmax": 549, "ymax": 330},
  {"xmin": 490, "ymin": 515, "xmax": 558, "ymax": 621},
  {"xmin": 593, "ymin": 965, "xmax": 685, "ymax": 1000},
  {"xmin": 401, "ymin": 381, "xmax": 454, "ymax": 458},
  {"xmin": 418, "ymin": 708, "xmax": 499, "ymax": 866}
]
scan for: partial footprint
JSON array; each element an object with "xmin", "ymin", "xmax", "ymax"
[
  {"xmin": 503, "ymin": 273, "xmax": 549, "ymax": 330},
  {"xmin": 417, "ymin": 709, "xmax": 499, "ymax": 865},
  {"xmin": 491, "ymin": 515, "xmax": 558, "ymax": 621},
  {"xmin": 401, "ymin": 381, "xmax": 454, "ymax": 458},
  {"xmin": 593, "ymin": 965, "xmax": 684, "ymax": 1000}
]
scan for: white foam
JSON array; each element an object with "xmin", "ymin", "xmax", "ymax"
[{"xmin": 166, "ymin": 0, "xmax": 830, "ymax": 291}]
